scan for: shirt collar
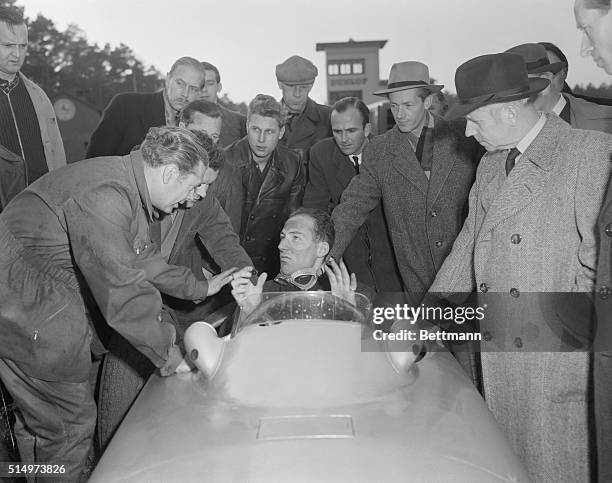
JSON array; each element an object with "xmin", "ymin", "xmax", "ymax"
[
  {"xmin": 551, "ymin": 95, "xmax": 566, "ymax": 116},
  {"xmin": 411, "ymin": 110, "xmax": 434, "ymax": 139},
  {"xmin": 516, "ymin": 113, "xmax": 546, "ymax": 155}
]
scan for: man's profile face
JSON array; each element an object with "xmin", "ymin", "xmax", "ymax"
[
  {"xmin": 388, "ymin": 89, "xmax": 428, "ymax": 133},
  {"xmin": 278, "ymin": 81, "xmax": 312, "ymax": 112},
  {"xmin": 0, "ymin": 22, "xmax": 27, "ymax": 80},
  {"xmin": 278, "ymin": 214, "xmax": 327, "ymax": 276},
  {"xmin": 247, "ymin": 114, "xmax": 284, "ymax": 161},
  {"xmin": 165, "ymin": 64, "xmax": 205, "ymax": 112},
  {"xmin": 151, "ymin": 162, "xmax": 207, "ymax": 213},
  {"xmin": 184, "ymin": 112, "xmax": 222, "ymax": 144},
  {"xmin": 465, "ymin": 105, "xmax": 510, "ymax": 152},
  {"xmin": 331, "ymin": 107, "xmax": 370, "ymax": 156},
  {"xmin": 575, "ymin": 0, "xmax": 612, "ymax": 74},
  {"xmin": 199, "ymin": 69, "xmax": 222, "ymax": 103}
]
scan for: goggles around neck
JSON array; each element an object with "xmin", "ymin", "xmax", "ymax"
[{"xmin": 274, "ymin": 267, "xmax": 322, "ymax": 290}]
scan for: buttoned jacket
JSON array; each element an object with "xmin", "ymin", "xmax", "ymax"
[{"xmin": 429, "ymin": 114, "xmax": 612, "ymax": 481}]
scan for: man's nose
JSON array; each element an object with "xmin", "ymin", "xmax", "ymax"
[
  {"xmin": 292, "ymin": 86, "xmax": 302, "ymax": 98},
  {"xmin": 581, "ymin": 32, "xmax": 593, "ymax": 58},
  {"xmin": 278, "ymin": 238, "xmax": 287, "ymax": 250},
  {"xmin": 340, "ymin": 131, "xmax": 349, "ymax": 144},
  {"xmin": 258, "ymin": 131, "xmax": 266, "ymax": 143}
]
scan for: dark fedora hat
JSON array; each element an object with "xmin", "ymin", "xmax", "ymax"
[
  {"xmin": 446, "ymin": 52, "xmax": 549, "ymax": 120},
  {"xmin": 505, "ymin": 43, "xmax": 566, "ymax": 75}
]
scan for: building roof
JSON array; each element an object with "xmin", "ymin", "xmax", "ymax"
[{"xmin": 316, "ymin": 39, "xmax": 388, "ymax": 51}]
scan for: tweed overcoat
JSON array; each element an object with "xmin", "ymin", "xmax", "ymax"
[
  {"xmin": 330, "ymin": 117, "xmax": 480, "ymax": 303},
  {"xmin": 303, "ymin": 137, "xmax": 403, "ymax": 292},
  {"xmin": 429, "ymin": 114, "xmax": 612, "ymax": 482}
]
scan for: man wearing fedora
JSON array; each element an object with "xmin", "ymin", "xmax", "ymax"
[
  {"xmin": 573, "ymin": 1, "xmax": 612, "ymax": 480},
  {"xmin": 428, "ymin": 52, "xmax": 612, "ymax": 481},
  {"xmin": 275, "ymin": 55, "xmax": 331, "ymax": 168},
  {"xmin": 507, "ymin": 42, "xmax": 612, "ymax": 132},
  {"xmin": 330, "ymin": 61, "xmax": 480, "ymax": 304}
]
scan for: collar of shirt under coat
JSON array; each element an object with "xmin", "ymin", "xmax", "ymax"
[
  {"xmin": 513, "ymin": 113, "xmax": 547, "ymax": 165},
  {"xmin": 551, "ymin": 95, "xmax": 567, "ymax": 116}
]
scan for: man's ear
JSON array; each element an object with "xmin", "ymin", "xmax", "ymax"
[
  {"xmin": 279, "ymin": 124, "xmax": 286, "ymax": 139},
  {"xmin": 277, "ymin": 80, "xmax": 284, "ymax": 91},
  {"xmin": 217, "ymin": 82, "xmax": 223, "ymax": 94},
  {"xmin": 364, "ymin": 122, "xmax": 372, "ymax": 138},
  {"xmin": 317, "ymin": 241, "xmax": 330, "ymax": 259},
  {"xmin": 423, "ymin": 93, "xmax": 433, "ymax": 110},
  {"xmin": 162, "ymin": 164, "xmax": 179, "ymax": 184}
]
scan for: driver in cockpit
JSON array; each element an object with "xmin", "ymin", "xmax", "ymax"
[{"xmin": 229, "ymin": 208, "xmax": 368, "ymax": 313}]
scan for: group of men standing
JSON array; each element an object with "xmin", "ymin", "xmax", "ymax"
[{"xmin": 1, "ymin": 1, "xmax": 612, "ymax": 482}]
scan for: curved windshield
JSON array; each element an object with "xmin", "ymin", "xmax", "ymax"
[{"xmin": 231, "ymin": 291, "xmax": 372, "ymax": 337}]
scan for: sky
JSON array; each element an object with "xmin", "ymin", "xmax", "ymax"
[{"xmin": 18, "ymin": 0, "xmax": 611, "ymax": 105}]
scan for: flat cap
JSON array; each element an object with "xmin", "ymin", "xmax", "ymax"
[{"xmin": 276, "ymin": 55, "xmax": 318, "ymax": 85}]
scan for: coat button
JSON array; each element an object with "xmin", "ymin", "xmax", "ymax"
[
  {"xmin": 510, "ymin": 234, "xmax": 522, "ymax": 244},
  {"xmin": 245, "ymin": 235, "xmax": 252, "ymax": 241},
  {"xmin": 435, "ymin": 241, "xmax": 443, "ymax": 247},
  {"xmin": 431, "ymin": 210, "xmax": 438, "ymax": 217},
  {"xmin": 483, "ymin": 331, "xmax": 492, "ymax": 341},
  {"xmin": 157, "ymin": 313, "xmax": 163, "ymax": 322},
  {"xmin": 605, "ymin": 223, "xmax": 612, "ymax": 237},
  {"xmin": 480, "ymin": 283, "xmax": 488, "ymax": 293},
  {"xmin": 514, "ymin": 337, "xmax": 523, "ymax": 348},
  {"xmin": 510, "ymin": 288, "xmax": 520, "ymax": 298},
  {"xmin": 249, "ymin": 215, "xmax": 255, "ymax": 221},
  {"xmin": 600, "ymin": 286, "xmax": 611, "ymax": 300}
]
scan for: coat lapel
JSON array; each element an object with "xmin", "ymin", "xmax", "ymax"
[
  {"xmin": 257, "ymin": 153, "xmax": 285, "ymax": 203},
  {"xmin": 286, "ymin": 99, "xmax": 319, "ymax": 144},
  {"xmin": 478, "ymin": 116, "xmax": 559, "ymax": 239},
  {"xmin": 388, "ymin": 127, "xmax": 429, "ymax": 195},
  {"xmin": 426, "ymin": 118, "xmax": 456, "ymax": 207},
  {"xmin": 333, "ymin": 147, "xmax": 356, "ymax": 196}
]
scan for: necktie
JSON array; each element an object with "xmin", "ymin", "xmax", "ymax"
[
  {"xmin": 351, "ymin": 156, "xmax": 360, "ymax": 174},
  {"xmin": 505, "ymin": 147, "xmax": 520, "ymax": 176}
]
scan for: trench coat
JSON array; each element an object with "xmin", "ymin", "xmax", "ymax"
[{"xmin": 429, "ymin": 114, "xmax": 612, "ymax": 482}]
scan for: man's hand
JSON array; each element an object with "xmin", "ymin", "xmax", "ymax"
[
  {"xmin": 159, "ymin": 344, "xmax": 185, "ymax": 376},
  {"xmin": 230, "ymin": 266, "xmax": 267, "ymax": 315},
  {"xmin": 324, "ymin": 258, "xmax": 357, "ymax": 305},
  {"xmin": 207, "ymin": 267, "xmax": 239, "ymax": 297}
]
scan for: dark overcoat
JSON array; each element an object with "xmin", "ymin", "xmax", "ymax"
[
  {"xmin": 218, "ymin": 103, "xmax": 247, "ymax": 148},
  {"xmin": 86, "ymin": 91, "xmax": 165, "ymax": 157}
]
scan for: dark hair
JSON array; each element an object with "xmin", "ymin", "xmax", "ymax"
[
  {"xmin": 538, "ymin": 42, "xmax": 569, "ymax": 70},
  {"xmin": 583, "ymin": 0, "xmax": 611, "ymax": 9},
  {"xmin": 179, "ymin": 99, "xmax": 222, "ymax": 125},
  {"xmin": 0, "ymin": 6, "xmax": 25, "ymax": 28},
  {"xmin": 141, "ymin": 126, "xmax": 209, "ymax": 174},
  {"xmin": 332, "ymin": 97, "xmax": 370, "ymax": 126},
  {"xmin": 289, "ymin": 207, "xmax": 335, "ymax": 247},
  {"xmin": 248, "ymin": 94, "xmax": 283, "ymax": 126},
  {"xmin": 201, "ymin": 62, "xmax": 221, "ymax": 83},
  {"xmin": 168, "ymin": 57, "xmax": 206, "ymax": 81},
  {"xmin": 189, "ymin": 130, "xmax": 224, "ymax": 171}
]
